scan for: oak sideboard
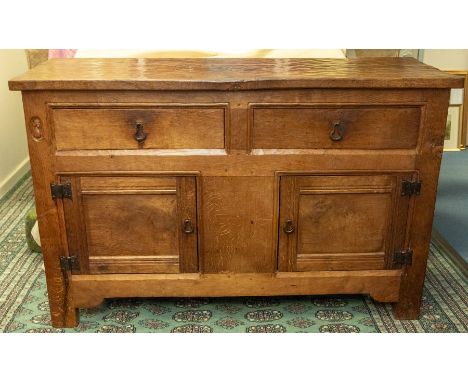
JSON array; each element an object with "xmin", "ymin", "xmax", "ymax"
[{"xmin": 9, "ymin": 57, "xmax": 462, "ymax": 327}]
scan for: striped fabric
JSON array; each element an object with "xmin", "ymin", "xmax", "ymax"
[
  {"xmin": 0, "ymin": 173, "xmax": 43, "ymax": 329},
  {"xmin": 0, "ymin": 174, "xmax": 466, "ymax": 333},
  {"xmin": 363, "ymin": 243, "xmax": 468, "ymax": 333}
]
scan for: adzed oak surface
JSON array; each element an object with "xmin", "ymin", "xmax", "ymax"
[{"xmin": 9, "ymin": 57, "xmax": 464, "ymax": 90}]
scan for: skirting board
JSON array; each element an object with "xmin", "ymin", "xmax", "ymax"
[
  {"xmin": 0, "ymin": 157, "xmax": 30, "ymax": 199},
  {"xmin": 431, "ymin": 228, "xmax": 468, "ymax": 278}
]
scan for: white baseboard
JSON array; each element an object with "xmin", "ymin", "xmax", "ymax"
[{"xmin": 0, "ymin": 157, "xmax": 30, "ymax": 199}]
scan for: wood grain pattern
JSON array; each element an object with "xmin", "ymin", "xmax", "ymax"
[
  {"xmin": 297, "ymin": 193, "xmax": 390, "ymax": 253},
  {"xmin": 71, "ymin": 270, "xmax": 403, "ymax": 308},
  {"xmin": 52, "ymin": 106, "xmax": 226, "ymax": 150},
  {"xmin": 177, "ymin": 176, "xmax": 198, "ymax": 273},
  {"xmin": 55, "ymin": 153, "xmax": 418, "ymax": 176},
  {"xmin": 278, "ymin": 174, "xmax": 413, "ymax": 272},
  {"xmin": 251, "ymin": 105, "xmax": 421, "ymax": 150},
  {"xmin": 80, "ymin": 175, "xmax": 177, "ymax": 190},
  {"xmin": 201, "ymin": 177, "xmax": 275, "ymax": 273},
  {"xmin": 9, "ymin": 58, "xmax": 463, "ymax": 90},
  {"xmin": 20, "ymin": 93, "xmax": 78, "ymax": 327},
  {"xmin": 296, "ymin": 254, "xmax": 385, "ymax": 271},
  {"xmin": 84, "ymin": 194, "xmax": 178, "ymax": 267},
  {"xmin": 62, "ymin": 175, "xmax": 198, "ymax": 274},
  {"xmin": 61, "ymin": 176, "xmax": 89, "ymax": 274},
  {"xmin": 393, "ymin": 89, "xmax": 451, "ymax": 319}
]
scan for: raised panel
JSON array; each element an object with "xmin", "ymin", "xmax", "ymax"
[
  {"xmin": 278, "ymin": 173, "xmax": 414, "ymax": 271},
  {"xmin": 83, "ymin": 193, "xmax": 178, "ymax": 263},
  {"xmin": 61, "ymin": 175, "xmax": 198, "ymax": 274},
  {"xmin": 297, "ymin": 192, "xmax": 391, "ymax": 255}
]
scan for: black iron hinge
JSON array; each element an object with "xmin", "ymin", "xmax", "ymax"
[
  {"xmin": 392, "ymin": 250, "xmax": 413, "ymax": 267},
  {"xmin": 59, "ymin": 255, "xmax": 79, "ymax": 272},
  {"xmin": 401, "ymin": 180, "xmax": 421, "ymax": 196},
  {"xmin": 50, "ymin": 182, "xmax": 72, "ymax": 200}
]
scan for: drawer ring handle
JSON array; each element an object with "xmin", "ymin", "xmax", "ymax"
[
  {"xmin": 183, "ymin": 219, "xmax": 195, "ymax": 234},
  {"xmin": 330, "ymin": 121, "xmax": 345, "ymax": 141},
  {"xmin": 283, "ymin": 219, "xmax": 295, "ymax": 234},
  {"xmin": 134, "ymin": 122, "xmax": 147, "ymax": 143}
]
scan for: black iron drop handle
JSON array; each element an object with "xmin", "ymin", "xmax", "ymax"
[
  {"xmin": 134, "ymin": 122, "xmax": 147, "ymax": 143},
  {"xmin": 283, "ymin": 219, "xmax": 295, "ymax": 234},
  {"xmin": 329, "ymin": 121, "xmax": 345, "ymax": 141},
  {"xmin": 183, "ymin": 219, "xmax": 194, "ymax": 234}
]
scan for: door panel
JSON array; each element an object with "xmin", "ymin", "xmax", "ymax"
[
  {"xmin": 278, "ymin": 173, "xmax": 414, "ymax": 271},
  {"xmin": 297, "ymin": 192, "xmax": 391, "ymax": 254},
  {"xmin": 83, "ymin": 193, "xmax": 178, "ymax": 263},
  {"xmin": 61, "ymin": 175, "xmax": 198, "ymax": 274}
]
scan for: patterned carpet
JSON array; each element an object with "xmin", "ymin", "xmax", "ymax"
[{"xmin": 0, "ymin": 173, "xmax": 467, "ymax": 333}]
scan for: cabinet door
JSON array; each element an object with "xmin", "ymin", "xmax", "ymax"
[
  {"xmin": 278, "ymin": 174, "xmax": 414, "ymax": 271},
  {"xmin": 61, "ymin": 175, "xmax": 198, "ymax": 274}
]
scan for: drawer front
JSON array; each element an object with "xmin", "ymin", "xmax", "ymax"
[
  {"xmin": 52, "ymin": 105, "xmax": 226, "ymax": 150},
  {"xmin": 251, "ymin": 105, "xmax": 421, "ymax": 150}
]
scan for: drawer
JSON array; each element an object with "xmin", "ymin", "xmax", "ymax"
[
  {"xmin": 51, "ymin": 105, "xmax": 226, "ymax": 150},
  {"xmin": 251, "ymin": 105, "xmax": 422, "ymax": 150}
]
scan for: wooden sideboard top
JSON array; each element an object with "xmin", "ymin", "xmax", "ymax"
[{"xmin": 9, "ymin": 57, "xmax": 463, "ymax": 91}]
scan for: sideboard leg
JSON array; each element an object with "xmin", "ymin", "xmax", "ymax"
[
  {"xmin": 44, "ymin": 270, "xmax": 79, "ymax": 328},
  {"xmin": 50, "ymin": 301, "xmax": 79, "ymax": 328},
  {"xmin": 62, "ymin": 303, "xmax": 79, "ymax": 328},
  {"xmin": 390, "ymin": 90, "xmax": 450, "ymax": 321},
  {"xmin": 392, "ymin": 277, "xmax": 424, "ymax": 320},
  {"xmin": 392, "ymin": 301, "xmax": 422, "ymax": 320},
  {"xmin": 20, "ymin": 93, "xmax": 80, "ymax": 329},
  {"xmin": 392, "ymin": 254, "xmax": 428, "ymax": 320}
]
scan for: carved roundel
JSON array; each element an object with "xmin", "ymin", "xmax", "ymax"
[{"xmin": 29, "ymin": 117, "xmax": 44, "ymax": 141}]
